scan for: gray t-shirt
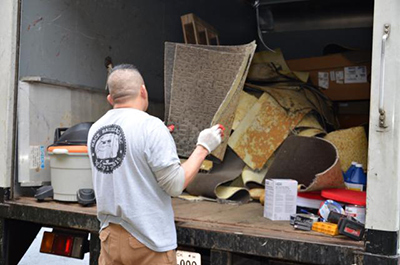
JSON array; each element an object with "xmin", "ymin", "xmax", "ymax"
[{"xmin": 87, "ymin": 108, "xmax": 180, "ymax": 252}]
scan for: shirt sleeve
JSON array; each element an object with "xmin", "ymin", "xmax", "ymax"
[
  {"xmin": 144, "ymin": 118, "xmax": 180, "ymax": 171},
  {"xmin": 153, "ymin": 163, "xmax": 185, "ymax": 197},
  {"xmin": 144, "ymin": 118, "xmax": 184, "ymax": 195}
]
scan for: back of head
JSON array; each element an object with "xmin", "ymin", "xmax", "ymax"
[{"xmin": 107, "ymin": 64, "xmax": 144, "ymax": 104}]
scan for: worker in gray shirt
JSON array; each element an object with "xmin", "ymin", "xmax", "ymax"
[{"xmin": 88, "ymin": 64, "xmax": 223, "ymax": 265}]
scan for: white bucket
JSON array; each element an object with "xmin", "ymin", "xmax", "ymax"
[{"xmin": 48, "ymin": 146, "xmax": 92, "ymax": 202}]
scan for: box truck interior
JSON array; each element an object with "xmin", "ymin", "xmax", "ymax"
[{"xmin": 7, "ymin": 0, "xmax": 387, "ymax": 264}]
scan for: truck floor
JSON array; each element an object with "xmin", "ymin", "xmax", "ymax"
[{"xmin": 0, "ymin": 197, "xmax": 366, "ymax": 264}]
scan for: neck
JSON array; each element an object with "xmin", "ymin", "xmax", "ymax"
[{"xmin": 113, "ymin": 100, "xmax": 145, "ymax": 111}]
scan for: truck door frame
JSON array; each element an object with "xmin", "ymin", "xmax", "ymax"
[
  {"xmin": 1, "ymin": 0, "xmax": 400, "ymax": 264},
  {"xmin": 365, "ymin": 0, "xmax": 400, "ymax": 257},
  {"xmin": 0, "ymin": 0, "xmax": 20, "ymax": 192}
]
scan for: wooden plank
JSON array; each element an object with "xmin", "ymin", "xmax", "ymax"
[
  {"xmin": 9, "ymin": 197, "xmax": 97, "ymax": 216},
  {"xmin": 173, "ymin": 199, "xmax": 364, "ymax": 248},
  {"xmin": 181, "ymin": 13, "xmax": 219, "ymax": 45},
  {"xmin": 173, "ymin": 199, "xmax": 239, "ymax": 220},
  {"xmin": 0, "ymin": 197, "xmax": 370, "ymax": 264},
  {"xmin": 177, "ymin": 219, "xmax": 363, "ymax": 247}
]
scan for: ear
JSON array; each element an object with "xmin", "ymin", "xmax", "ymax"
[
  {"xmin": 140, "ymin": 84, "xmax": 148, "ymax": 99},
  {"xmin": 107, "ymin": 94, "xmax": 114, "ymax": 106}
]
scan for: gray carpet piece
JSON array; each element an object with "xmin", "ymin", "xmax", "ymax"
[{"xmin": 164, "ymin": 42, "xmax": 256, "ymax": 159}]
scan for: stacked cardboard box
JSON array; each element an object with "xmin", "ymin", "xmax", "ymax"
[{"xmin": 287, "ymin": 51, "xmax": 371, "ymax": 128}]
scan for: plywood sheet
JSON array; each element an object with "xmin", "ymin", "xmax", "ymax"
[
  {"xmin": 228, "ymin": 92, "xmax": 308, "ymax": 170},
  {"xmin": 265, "ymin": 136, "xmax": 345, "ymax": 192},
  {"xmin": 324, "ymin": 126, "xmax": 368, "ymax": 172}
]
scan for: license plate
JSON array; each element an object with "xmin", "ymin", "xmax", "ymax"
[{"xmin": 176, "ymin": 250, "xmax": 201, "ymax": 265}]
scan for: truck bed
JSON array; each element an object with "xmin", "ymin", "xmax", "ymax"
[{"xmin": 0, "ymin": 197, "xmax": 365, "ymax": 264}]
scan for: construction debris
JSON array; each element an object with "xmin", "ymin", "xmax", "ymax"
[
  {"xmin": 232, "ymin": 91, "xmax": 258, "ymax": 130},
  {"xmin": 228, "ymin": 92, "xmax": 309, "ymax": 170},
  {"xmin": 186, "ymin": 148, "xmax": 250, "ymax": 203},
  {"xmin": 265, "ymin": 136, "xmax": 345, "ymax": 192},
  {"xmin": 164, "ymin": 42, "xmax": 256, "ymax": 161},
  {"xmin": 179, "ymin": 47, "xmax": 365, "ymax": 204},
  {"xmin": 324, "ymin": 126, "xmax": 368, "ymax": 172}
]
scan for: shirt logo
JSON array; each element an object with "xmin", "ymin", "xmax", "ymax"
[{"xmin": 90, "ymin": 124, "xmax": 126, "ymax": 174}]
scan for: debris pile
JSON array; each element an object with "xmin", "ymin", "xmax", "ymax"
[{"xmin": 165, "ymin": 44, "xmax": 368, "ymax": 206}]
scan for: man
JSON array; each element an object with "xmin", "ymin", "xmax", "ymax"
[{"xmin": 88, "ymin": 64, "xmax": 223, "ymax": 265}]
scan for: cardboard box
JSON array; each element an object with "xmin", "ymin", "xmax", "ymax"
[
  {"xmin": 335, "ymin": 100, "xmax": 370, "ymax": 128},
  {"xmin": 335, "ymin": 100, "xmax": 370, "ymax": 115},
  {"xmin": 337, "ymin": 114, "xmax": 369, "ymax": 129},
  {"xmin": 287, "ymin": 51, "xmax": 371, "ymax": 101},
  {"xmin": 264, "ymin": 179, "xmax": 298, "ymax": 221}
]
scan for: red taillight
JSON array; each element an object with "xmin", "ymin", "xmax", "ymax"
[
  {"xmin": 53, "ymin": 234, "xmax": 74, "ymax": 256},
  {"xmin": 40, "ymin": 229, "xmax": 88, "ymax": 259},
  {"xmin": 40, "ymin": 232, "xmax": 55, "ymax": 253}
]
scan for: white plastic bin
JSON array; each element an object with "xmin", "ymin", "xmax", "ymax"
[{"xmin": 48, "ymin": 146, "xmax": 93, "ymax": 202}]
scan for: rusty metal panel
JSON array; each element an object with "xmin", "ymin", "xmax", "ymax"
[
  {"xmin": 324, "ymin": 126, "xmax": 368, "ymax": 172},
  {"xmin": 228, "ymin": 92, "xmax": 309, "ymax": 170}
]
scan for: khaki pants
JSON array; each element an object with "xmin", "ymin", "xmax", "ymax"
[{"xmin": 98, "ymin": 223, "xmax": 176, "ymax": 265}]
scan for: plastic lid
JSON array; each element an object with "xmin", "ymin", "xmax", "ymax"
[
  {"xmin": 356, "ymin": 164, "xmax": 363, "ymax": 168},
  {"xmin": 52, "ymin": 122, "xmax": 93, "ymax": 146},
  {"xmin": 48, "ymin": 146, "xmax": 88, "ymax": 154}
]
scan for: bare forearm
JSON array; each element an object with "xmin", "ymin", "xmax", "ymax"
[{"xmin": 182, "ymin": 145, "xmax": 209, "ymax": 188}]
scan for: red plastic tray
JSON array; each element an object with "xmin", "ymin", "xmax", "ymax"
[
  {"xmin": 298, "ymin": 191, "xmax": 324, "ymax": 200},
  {"xmin": 321, "ymin": 189, "xmax": 366, "ymax": 206}
]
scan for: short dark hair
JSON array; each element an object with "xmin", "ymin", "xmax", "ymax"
[
  {"xmin": 110, "ymin": 64, "xmax": 140, "ymax": 75},
  {"xmin": 106, "ymin": 64, "xmax": 144, "ymax": 103}
]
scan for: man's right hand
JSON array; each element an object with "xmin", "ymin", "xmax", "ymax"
[{"xmin": 196, "ymin": 124, "xmax": 224, "ymax": 154}]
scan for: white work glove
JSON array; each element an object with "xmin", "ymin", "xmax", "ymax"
[{"xmin": 196, "ymin": 124, "xmax": 224, "ymax": 153}]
